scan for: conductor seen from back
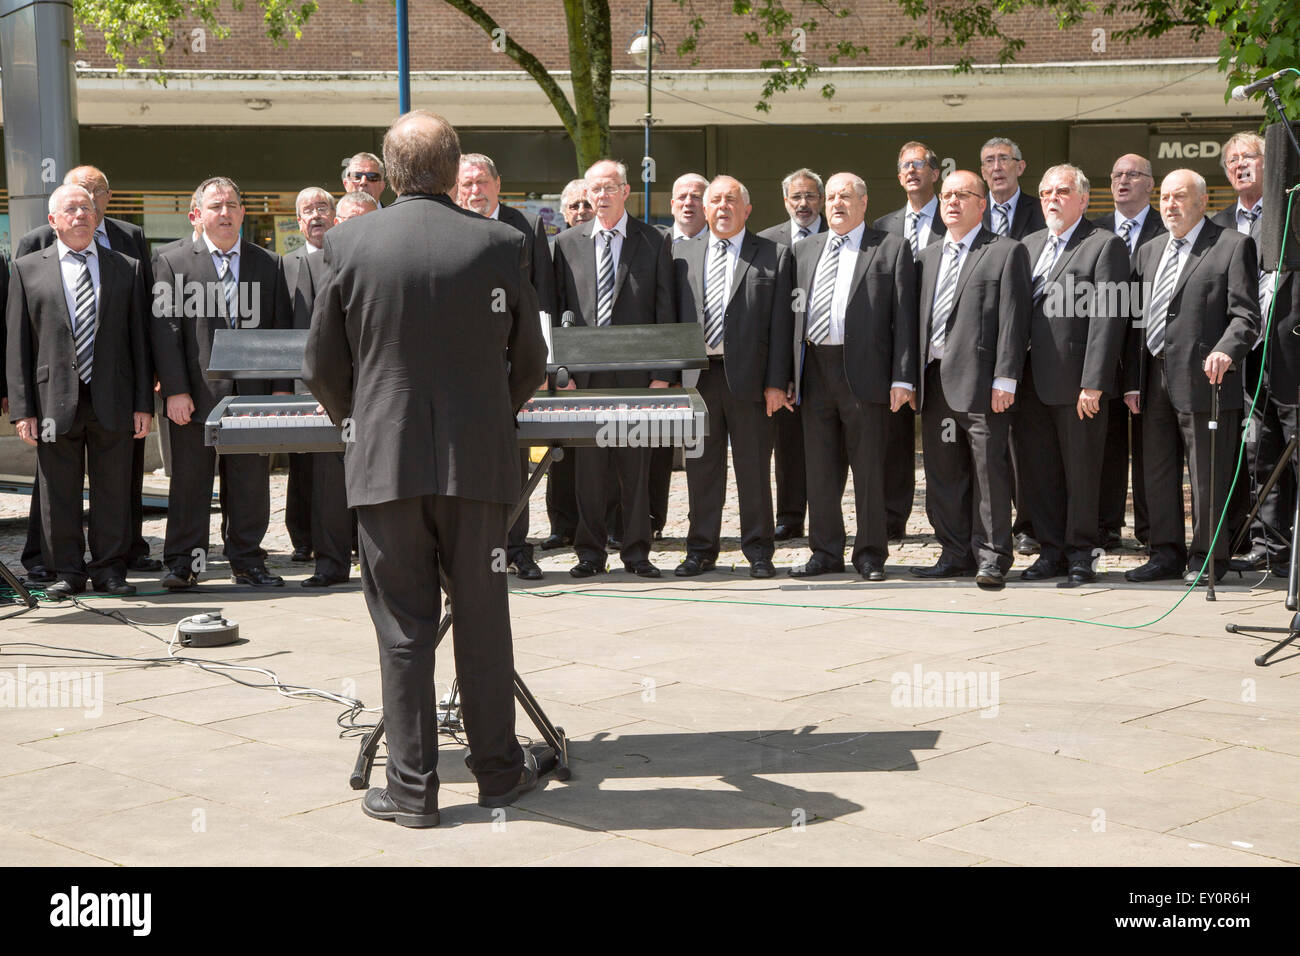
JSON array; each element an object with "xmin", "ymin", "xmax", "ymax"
[{"xmin": 303, "ymin": 110, "xmax": 548, "ymax": 828}]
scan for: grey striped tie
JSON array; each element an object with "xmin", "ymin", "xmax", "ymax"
[
  {"xmin": 993, "ymin": 203, "xmax": 1012, "ymax": 236},
  {"xmin": 906, "ymin": 211, "xmax": 921, "ymax": 258},
  {"xmin": 596, "ymin": 230, "xmax": 615, "ymax": 326},
  {"xmin": 805, "ymin": 235, "xmax": 846, "ymax": 344},
  {"xmin": 217, "ymin": 250, "xmax": 238, "ymax": 327},
  {"xmin": 68, "ymin": 250, "xmax": 97, "ymax": 384},
  {"xmin": 930, "ymin": 241, "xmax": 963, "ymax": 358},
  {"xmin": 1118, "ymin": 218, "xmax": 1137, "ymax": 254},
  {"xmin": 1032, "ymin": 236, "xmax": 1059, "ymax": 302},
  {"xmin": 796, "ymin": 226, "xmax": 810, "ymax": 241},
  {"xmin": 703, "ymin": 238, "xmax": 730, "ymax": 348},
  {"xmin": 1144, "ymin": 237, "xmax": 1188, "ymax": 356}
]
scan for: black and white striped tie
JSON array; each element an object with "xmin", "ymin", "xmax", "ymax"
[
  {"xmin": 1144, "ymin": 237, "xmax": 1187, "ymax": 356},
  {"xmin": 596, "ymin": 230, "xmax": 615, "ymax": 326},
  {"xmin": 993, "ymin": 203, "xmax": 1012, "ymax": 236},
  {"xmin": 1118, "ymin": 218, "xmax": 1137, "ymax": 255},
  {"xmin": 929, "ymin": 241, "xmax": 963, "ymax": 358},
  {"xmin": 1032, "ymin": 236, "xmax": 1059, "ymax": 302},
  {"xmin": 805, "ymin": 235, "xmax": 846, "ymax": 344},
  {"xmin": 906, "ymin": 211, "xmax": 921, "ymax": 258},
  {"xmin": 68, "ymin": 250, "xmax": 97, "ymax": 384},
  {"xmin": 703, "ymin": 238, "xmax": 730, "ymax": 348},
  {"xmin": 217, "ymin": 250, "xmax": 238, "ymax": 327}
]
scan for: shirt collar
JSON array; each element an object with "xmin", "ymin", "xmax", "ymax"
[
  {"xmin": 1169, "ymin": 217, "xmax": 1206, "ymax": 251},
  {"xmin": 945, "ymin": 223, "xmax": 983, "ymax": 251},
  {"xmin": 55, "ymin": 237, "xmax": 96, "ymax": 261},
  {"xmin": 708, "ymin": 227, "xmax": 745, "ymax": 252},
  {"xmin": 1121, "ymin": 205, "xmax": 1151, "ymax": 228},
  {"xmin": 673, "ymin": 222, "xmax": 705, "ymax": 241},
  {"xmin": 826, "ymin": 220, "xmax": 866, "ymax": 250},
  {"xmin": 487, "ymin": 204, "xmax": 501, "ymax": 220},
  {"xmin": 792, "ymin": 217, "xmax": 821, "ymax": 237},
  {"xmin": 203, "ymin": 233, "xmax": 239, "ymax": 258},
  {"xmin": 93, "ymin": 223, "xmax": 110, "ymax": 244},
  {"xmin": 909, "ymin": 196, "xmax": 939, "ymax": 220},
  {"xmin": 304, "ymin": 240, "xmax": 323, "ymax": 254},
  {"xmin": 594, "ymin": 211, "xmax": 629, "ymax": 238},
  {"xmin": 1049, "ymin": 216, "xmax": 1083, "ymax": 246},
  {"xmin": 992, "ymin": 189, "xmax": 1020, "ymax": 216},
  {"xmin": 1237, "ymin": 198, "xmax": 1263, "ymax": 217}
]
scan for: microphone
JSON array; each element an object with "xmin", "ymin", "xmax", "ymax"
[
  {"xmin": 1231, "ymin": 69, "xmax": 1292, "ymax": 101},
  {"xmin": 561, "ymin": 309, "xmax": 576, "ymax": 327}
]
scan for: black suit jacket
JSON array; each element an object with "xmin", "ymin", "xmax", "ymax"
[
  {"xmin": 552, "ymin": 213, "xmax": 677, "ymax": 387},
  {"xmin": 498, "ymin": 204, "xmax": 558, "ymax": 319},
  {"xmin": 672, "ymin": 230, "xmax": 793, "ymax": 401},
  {"xmin": 280, "ymin": 243, "xmax": 328, "ymax": 394},
  {"xmin": 151, "ymin": 237, "xmax": 293, "ymax": 417},
  {"xmin": 1211, "ymin": 202, "xmax": 1261, "ymax": 258},
  {"xmin": 1021, "ymin": 219, "xmax": 1130, "ymax": 402},
  {"xmin": 1265, "ymin": 271, "xmax": 1300, "ymax": 406},
  {"xmin": 916, "ymin": 228, "xmax": 1032, "ymax": 414},
  {"xmin": 757, "ymin": 215, "xmax": 829, "ymax": 249},
  {"xmin": 872, "ymin": 204, "xmax": 946, "ymax": 249},
  {"xmin": 791, "ymin": 227, "xmax": 918, "ymax": 406},
  {"xmin": 982, "ymin": 192, "xmax": 1047, "ymax": 241},
  {"xmin": 1125, "ymin": 218, "xmax": 1260, "ymax": 413},
  {"xmin": 1094, "ymin": 209, "xmax": 1166, "ymax": 269},
  {"xmin": 6, "ymin": 244, "xmax": 152, "ymax": 433},
  {"xmin": 303, "ymin": 193, "xmax": 546, "ymax": 509}
]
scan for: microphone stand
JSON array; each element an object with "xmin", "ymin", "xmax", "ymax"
[{"xmin": 1207, "ymin": 384, "xmax": 1219, "ymax": 601}]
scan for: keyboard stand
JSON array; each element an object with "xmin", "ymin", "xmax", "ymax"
[{"xmin": 349, "ymin": 445, "xmax": 571, "ymax": 791}]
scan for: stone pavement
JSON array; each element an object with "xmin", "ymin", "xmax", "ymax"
[{"xmin": 2, "ymin": 460, "xmax": 1299, "ymax": 866}]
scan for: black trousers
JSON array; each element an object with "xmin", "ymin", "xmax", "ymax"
[
  {"xmin": 575, "ymin": 444, "xmax": 651, "ymax": 566},
  {"xmin": 1248, "ymin": 389, "xmax": 1299, "ymax": 563},
  {"xmin": 1142, "ymin": 355, "xmax": 1238, "ymax": 568},
  {"xmin": 649, "ymin": 446, "xmax": 673, "ymax": 535},
  {"xmin": 773, "ymin": 402, "xmax": 807, "ymax": 529},
  {"xmin": 684, "ymin": 358, "xmax": 775, "ymax": 562},
  {"xmin": 37, "ymin": 386, "xmax": 134, "ymax": 589},
  {"xmin": 164, "ymin": 416, "xmax": 271, "ymax": 574},
  {"xmin": 921, "ymin": 362, "xmax": 1013, "ymax": 571},
  {"xmin": 1014, "ymin": 364, "xmax": 1108, "ymax": 567},
  {"xmin": 356, "ymin": 494, "xmax": 523, "ymax": 813},
  {"xmin": 1099, "ymin": 394, "xmax": 1148, "ymax": 541},
  {"xmin": 507, "ymin": 449, "xmax": 533, "ymax": 562},
  {"xmin": 311, "ymin": 450, "xmax": 352, "ymax": 581},
  {"xmin": 545, "ymin": 445, "xmax": 578, "ymax": 538},
  {"xmin": 885, "ymin": 405, "xmax": 916, "ymax": 535},
  {"xmin": 803, "ymin": 344, "xmax": 888, "ymax": 567},
  {"xmin": 1008, "ymin": 428, "xmax": 1034, "ymax": 539},
  {"xmin": 285, "ymin": 452, "xmax": 313, "ymax": 553}
]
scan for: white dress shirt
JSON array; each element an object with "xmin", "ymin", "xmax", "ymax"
[
  {"xmin": 591, "ymin": 211, "xmax": 629, "ymax": 276},
  {"xmin": 703, "ymin": 228, "xmax": 744, "ymax": 356},
  {"xmin": 56, "ymin": 238, "xmax": 101, "ymax": 328},
  {"xmin": 790, "ymin": 217, "xmax": 822, "ymax": 245},
  {"xmin": 990, "ymin": 189, "xmax": 1023, "ymax": 233},
  {"xmin": 928, "ymin": 224, "xmax": 1017, "ymax": 394},
  {"xmin": 811, "ymin": 221, "xmax": 865, "ymax": 348},
  {"xmin": 1235, "ymin": 199, "xmax": 1263, "ymax": 235},
  {"xmin": 1112, "ymin": 204, "xmax": 1152, "ymax": 256},
  {"xmin": 906, "ymin": 196, "xmax": 940, "ymax": 249},
  {"xmin": 1036, "ymin": 216, "xmax": 1082, "ymax": 277},
  {"xmin": 673, "ymin": 223, "xmax": 706, "ymax": 243},
  {"xmin": 203, "ymin": 233, "xmax": 241, "ymax": 283}
]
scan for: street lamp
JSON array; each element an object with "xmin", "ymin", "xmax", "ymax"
[{"xmin": 628, "ymin": 3, "xmax": 665, "ymax": 222}]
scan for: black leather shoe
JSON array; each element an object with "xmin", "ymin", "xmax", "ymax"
[
  {"xmin": 1020, "ymin": 556, "xmax": 1064, "ymax": 581},
  {"xmin": 538, "ymin": 533, "xmax": 573, "ymax": 552},
  {"xmin": 510, "ymin": 555, "xmax": 544, "ymax": 580},
  {"xmin": 95, "ymin": 577, "xmax": 137, "ymax": 596},
  {"xmin": 569, "ymin": 560, "xmax": 606, "ymax": 578},
  {"xmin": 232, "ymin": 566, "xmax": 285, "ymax": 588},
  {"xmin": 127, "ymin": 556, "xmax": 164, "ymax": 573},
  {"xmin": 1014, "ymin": 533, "xmax": 1040, "ymax": 555},
  {"xmin": 1229, "ymin": 548, "xmax": 1268, "ymax": 572},
  {"xmin": 301, "ymin": 574, "xmax": 347, "ymax": 588},
  {"xmin": 774, "ymin": 523, "xmax": 804, "ymax": 542},
  {"xmin": 22, "ymin": 567, "xmax": 56, "ymax": 586},
  {"xmin": 606, "ymin": 536, "xmax": 624, "ymax": 552},
  {"xmin": 975, "ymin": 564, "xmax": 1006, "ymax": 589},
  {"xmin": 675, "ymin": 555, "xmax": 716, "ymax": 577},
  {"xmin": 161, "ymin": 568, "xmax": 198, "ymax": 590},
  {"xmin": 854, "ymin": 560, "xmax": 886, "ymax": 582},
  {"xmin": 45, "ymin": 580, "xmax": 85, "ymax": 600},
  {"xmin": 1184, "ymin": 565, "xmax": 1227, "ymax": 585},
  {"xmin": 290, "ymin": 548, "xmax": 313, "ymax": 563},
  {"xmin": 478, "ymin": 750, "xmax": 538, "ymax": 809},
  {"xmin": 362, "ymin": 788, "xmax": 439, "ymax": 828},
  {"xmin": 1098, "ymin": 528, "xmax": 1122, "ymax": 551},
  {"xmin": 1273, "ymin": 564, "xmax": 1291, "ymax": 579},
  {"xmin": 911, "ymin": 560, "xmax": 974, "ymax": 579},
  {"xmin": 789, "ymin": 558, "xmax": 845, "ymax": 578},
  {"xmin": 750, "ymin": 559, "xmax": 777, "ymax": 579},
  {"xmin": 1124, "ymin": 561, "xmax": 1183, "ymax": 583},
  {"xmin": 624, "ymin": 560, "xmax": 661, "ymax": 578},
  {"xmin": 1067, "ymin": 563, "xmax": 1096, "ymax": 584}
]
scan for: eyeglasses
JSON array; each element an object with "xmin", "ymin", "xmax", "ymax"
[
  {"xmin": 566, "ymin": 200, "xmax": 592, "ymax": 210},
  {"xmin": 588, "ymin": 183, "xmax": 623, "ymax": 196},
  {"xmin": 299, "ymin": 203, "xmax": 333, "ymax": 216},
  {"xmin": 1038, "ymin": 186, "xmax": 1075, "ymax": 199},
  {"xmin": 1110, "ymin": 171, "xmax": 1151, "ymax": 182},
  {"xmin": 898, "ymin": 160, "xmax": 931, "ymax": 173},
  {"xmin": 980, "ymin": 154, "xmax": 1018, "ymax": 168},
  {"xmin": 1225, "ymin": 152, "xmax": 1262, "ymax": 167},
  {"xmin": 939, "ymin": 189, "xmax": 982, "ymax": 203},
  {"xmin": 787, "ymin": 192, "xmax": 821, "ymax": 203},
  {"xmin": 347, "ymin": 171, "xmax": 383, "ymax": 183}
]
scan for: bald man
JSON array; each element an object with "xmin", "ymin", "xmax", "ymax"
[{"xmin": 1124, "ymin": 169, "xmax": 1260, "ymax": 585}]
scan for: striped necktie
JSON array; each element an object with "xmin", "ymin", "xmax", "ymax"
[
  {"xmin": 1118, "ymin": 218, "xmax": 1138, "ymax": 254},
  {"xmin": 703, "ymin": 238, "xmax": 730, "ymax": 348},
  {"xmin": 930, "ymin": 241, "xmax": 963, "ymax": 358},
  {"xmin": 94, "ymin": 227, "xmax": 110, "ymax": 250},
  {"xmin": 795, "ymin": 226, "xmax": 811, "ymax": 242},
  {"xmin": 805, "ymin": 234, "xmax": 846, "ymax": 344},
  {"xmin": 217, "ymin": 250, "xmax": 238, "ymax": 327},
  {"xmin": 1239, "ymin": 206, "xmax": 1260, "ymax": 229},
  {"xmin": 1032, "ymin": 235, "xmax": 1060, "ymax": 302},
  {"xmin": 596, "ymin": 230, "xmax": 615, "ymax": 326},
  {"xmin": 67, "ymin": 250, "xmax": 97, "ymax": 384},
  {"xmin": 1145, "ymin": 237, "xmax": 1188, "ymax": 356},
  {"xmin": 906, "ymin": 211, "xmax": 921, "ymax": 258},
  {"xmin": 993, "ymin": 203, "xmax": 1012, "ymax": 236}
]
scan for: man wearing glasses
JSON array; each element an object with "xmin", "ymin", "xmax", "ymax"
[
  {"xmin": 913, "ymin": 170, "xmax": 1031, "ymax": 589},
  {"xmin": 1014, "ymin": 165, "xmax": 1129, "ymax": 584},
  {"xmin": 342, "ymin": 152, "xmax": 386, "ymax": 207},
  {"xmin": 874, "ymin": 142, "xmax": 947, "ymax": 541},
  {"xmin": 1095, "ymin": 154, "xmax": 1163, "ymax": 552}
]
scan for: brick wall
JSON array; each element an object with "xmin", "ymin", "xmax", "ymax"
[{"xmin": 76, "ymin": 0, "xmax": 1217, "ymax": 73}]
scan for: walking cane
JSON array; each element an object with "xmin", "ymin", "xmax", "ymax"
[{"xmin": 1207, "ymin": 384, "xmax": 1220, "ymax": 602}]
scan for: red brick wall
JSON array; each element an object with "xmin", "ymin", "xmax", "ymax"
[{"xmin": 76, "ymin": 0, "xmax": 1216, "ymax": 72}]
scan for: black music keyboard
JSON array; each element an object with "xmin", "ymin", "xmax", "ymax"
[{"xmin": 204, "ymin": 389, "xmax": 708, "ymax": 455}]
